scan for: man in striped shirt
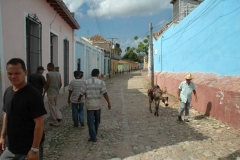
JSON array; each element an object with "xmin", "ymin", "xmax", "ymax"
[
  {"xmin": 68, "ymin": 71, "xmax": 85, "ymax": 127},
  {"xmin": 78, "ymin": 69, "xmax": 111, "ymax": 142}
]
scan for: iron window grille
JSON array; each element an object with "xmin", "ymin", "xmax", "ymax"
[{"xmin": 26, "ymin": 14, "xmax": 42, "ymax": 76}]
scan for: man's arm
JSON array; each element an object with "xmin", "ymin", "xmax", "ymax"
[
  {"xmin": 177, "ymin": 89, "xmax": 181, "ymax": 101},
  {"xmin": 0, "ymin": 113, "xmax": 7, "ymax": 153},
  {"xmin": 44, "ymin": 74, "xmax": 49, "ymax": 92},
  {"xmin": 103, "ymin": 93, "xmax": 111, "ymax": 110},
  {"xmin": 42, "ymin": 74, "xmax": 49, "ymax": 99},
  {"xmin": 59, "ymin": 75, "xmax": 62, "ymax": 89},
  {"xmin": 193, "ymin": 90, "xmax": 198, "ymax": 102},
  {"xmin": 78, "ymin": 94, "xmax": 83, "ymax": 102},
  {"xmin": 27, "ymin": 115, "xmax": 44, "ymax": 160},
  {"xmin": 68, "ymin": 91, "xmax": 72, "ymax": 105}
]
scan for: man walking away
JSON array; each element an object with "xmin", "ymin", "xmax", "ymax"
[
  {"xmin": 68, "ymin": 71, "xmax": 85, "ymax": 127},
  {"xmin": 177, "ymin": 73, "xmax": 198, "ymax": 122},
  {"xmin": 28, "ymin": 66, "xmax": 46, "ymax": 96},
  {"xmin": 0, "ymin": 58, "xmax": 47, "ymax": 160},
  {"xmin": 44, "ymin": 63, "xmax": 63, "ymax": 126},
  {"xmin": 78, "ymin": 69, "xmax": 111, "ymax": 142}
]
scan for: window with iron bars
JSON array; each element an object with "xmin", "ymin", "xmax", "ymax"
[{"xmin": 26, "ymin": 14, "xmax": 42, "ymax": 76}]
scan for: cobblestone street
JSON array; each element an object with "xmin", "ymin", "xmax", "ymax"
[{"xmin": 43, "ymin": 71, "xmax": 240, "ymax": 160}]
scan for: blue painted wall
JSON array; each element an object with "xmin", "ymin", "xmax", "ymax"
[{"xmin": 153, "ymin": 0, "xmax": 240, "ymax": 76}]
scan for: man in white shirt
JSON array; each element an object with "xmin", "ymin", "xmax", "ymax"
[
  {"xmin": 78, "ymin": 69, "xmax": 111, "ymax": 142},
  {"xmin": 68, "ymin": 71, "xmax": 85, "ymax": 127},
  {"xmin": 177, "ymin": 73, "xmax": 198, "ymax": 122}
]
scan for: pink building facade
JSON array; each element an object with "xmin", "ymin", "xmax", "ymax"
[{"xmin": 0, "ymin": 0, "xmax": 80, "ymax": 110}]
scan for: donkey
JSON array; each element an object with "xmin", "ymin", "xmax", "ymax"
[{"xmin": 148, "ymin": 85, "xmax": 169, "ymax": 116}]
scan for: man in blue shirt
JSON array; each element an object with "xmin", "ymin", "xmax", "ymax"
[{"xmin": 177, "ymin": 73, "xmax": 198, "ymax": 122}]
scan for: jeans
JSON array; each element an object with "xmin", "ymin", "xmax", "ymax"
[
  {"xmin": 87, "ymin": 109, "xmax": 101, "ymax": 140},
  {"xmin": 72, "ymin": 103, "xmax": 84, "ymax": 127},
  {"xmin": 179, "ymin": 101, "xmax": 190, "ymax": 119}
]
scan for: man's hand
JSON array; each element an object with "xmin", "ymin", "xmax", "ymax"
[
  {"xmin": 68, "ymin": 98, "xmax": 71, "ymax": 105},
  {"xmin": 108, "ymin": 104, "xmax": 111, "ymax": 110},
  {"xmin": 0, "ymin": 138, "xmax": 5, "ymax": 154},
  {"xmin": 27, "ymin": 150, "xmax": 39, "ymax": 160}
]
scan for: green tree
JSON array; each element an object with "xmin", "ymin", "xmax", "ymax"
[
  {"xmin": 115, "ymin": 43, "xmax": 120, "ymax": 48},
  {"xmin": 134, "ymin": 35, "xmax": 149, "ymax": 56},
  {"xmin": 122, "ymin": 35, "xmax": 149, "ymax": 63},
  {"xmin": 122, "ymin": 46, "xmax": 139, "ymax": 62}
]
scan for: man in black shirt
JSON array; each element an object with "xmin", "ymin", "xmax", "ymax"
[
  {"xmin": 28, "ymin": 66, "xmax": 46, "ymax": 96},
  {"xmin": 0, "ymin": 58, "xmax": 47, "ymax": 160}
]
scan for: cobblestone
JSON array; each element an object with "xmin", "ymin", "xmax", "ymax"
[{"xmin": 43, "ymin": 71, "xmax": 240, "ymax": 160}]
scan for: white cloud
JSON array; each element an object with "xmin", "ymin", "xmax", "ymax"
[
  {"xmin": 75, "ymin": 12, "xmax": 84, "ymax": 19},
  {"xmin": 87, "ymin": 0, "xmax": 171, "ymax": 19},
  {"xmin": 63, "ymin": 0, "xmax": 85, "ymax": 12},
  {"xmin": 63, "ymin": 0, "xmax": 171, "ymax": 19}
]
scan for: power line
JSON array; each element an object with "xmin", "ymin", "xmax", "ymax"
[
  {"xmin": 161, "ymin": 0, "xmax": 222, "ymax": 55},
  {"xmin": 108, "ymin": 0, "xmax": 116, "ymax": 34},
  {"xmin": 153, "ymin": 16, "xmax": 173, "ymax": 29},
  {"xmin": 163, "ymin": 0, "xmax": 219, "ymax": 41},
  {"xmin": 90, "ymin": 0, "xmax": 104, "ymax": 36},
  {"xmin": 162, "ymin": 5, "xmax": 240, "ymax": 59}
]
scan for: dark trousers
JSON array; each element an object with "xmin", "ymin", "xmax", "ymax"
[{"xmin": 87, "ymin": 109, "xmax": 101, "ymax": 140}]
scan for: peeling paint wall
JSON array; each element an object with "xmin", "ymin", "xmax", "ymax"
[{"xmin": 152, "ymin": 72, "xmax": 240, "ymax": 129}]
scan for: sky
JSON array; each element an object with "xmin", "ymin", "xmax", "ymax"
[{"xmin": 63, "ymin": 0, "xmax": 173, "ymax": 56}]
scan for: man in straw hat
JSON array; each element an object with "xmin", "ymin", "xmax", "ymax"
[{"xmin": 177, "ymin": 73, "xmax": 198, "ymax": 122}]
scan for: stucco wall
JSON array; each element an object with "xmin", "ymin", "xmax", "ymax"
[
  {"xmin": 75, "ymin": 37, "xmax": 105, "ymax": 80},
  {"xmin": 153, "ymin": 0, "xmax": 240, "ymax": 76},
  {"xmin": 153, "ymin": 72, "xmax": 240, "ymax": 129},
  {"xmin": 1, "ymin": 0, "xmax": 74, "ymax": 91}
]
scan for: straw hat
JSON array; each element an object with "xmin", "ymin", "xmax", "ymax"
[{"xmin": 185, "ymin": 73, "xmax": 193, "ymax": 80}]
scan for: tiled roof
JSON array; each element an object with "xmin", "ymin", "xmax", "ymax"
[
  {"xmin": 90, "ymin": 34, "xmax": 108, "ymax": 42},
  {"xmin": 81, "ymin": 37, "xmax": 93, "ymax": 44},
  {"xmin": 153, "ymin": 22, "xmax": 173, "ymax": 40}
]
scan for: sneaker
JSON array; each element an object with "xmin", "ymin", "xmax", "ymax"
[
  {"xmin": 177, "ymin": 116, "xmax": 183, "ymax": 122},
  {"xmin": 80, "ymin": 122, "xmax": 84, "ymax": 127},
  {"xmin": 184, "ymin": 119, "xmax": 190, "ymax": 122},
  {"xmin": 88, "ymin": 138, "xmax": 97, "ymax": 142}
]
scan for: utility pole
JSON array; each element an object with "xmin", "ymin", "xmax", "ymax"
[
  {"xmin": 149, "ymin": 23, "xmax": 154, "ymax": 87},
  {"xmin": 107, "ymin": 38, "xmax": 118, "ymax": 78}
]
